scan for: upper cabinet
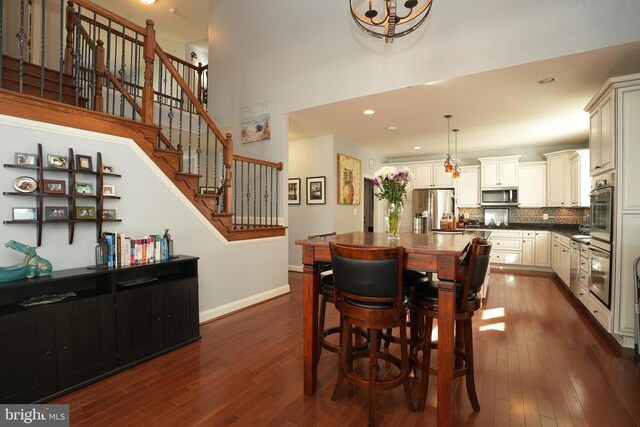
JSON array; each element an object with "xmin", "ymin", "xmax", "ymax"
[
  {"xmin": 414, "ymin": 160, "xmax": 453, "ymax": 189},
  {"xmin": 456, "ymin": 165, "xmax": 480, "ymax": 208},
  {"xmin": 588, "ymin": 93, "xmax": 614, "ymax": 176},
  {"xmin": 543, "ymin": 149, "xmax": 589, "ymax": 207},
  {"xmin": 478, "ymin": 156, "xmax": 520, "ymax": 188},
  {"xmin": 518, "ymin": 162, "xmax": 546, "ymax": 207}
]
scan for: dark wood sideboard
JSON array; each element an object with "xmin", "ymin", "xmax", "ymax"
[{"xmin": 0, "ymin": 255, "xmax": 200, "ymax": 403}]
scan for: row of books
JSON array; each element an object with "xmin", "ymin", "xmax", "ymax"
[{"xmin": 102, "ymin": 232, "xmax": 172, "ymax": 268}]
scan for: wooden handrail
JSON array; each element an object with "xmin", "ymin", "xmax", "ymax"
[
  {"xmin": 233, "ymin": 155, "xmax": 284, "ymax": 171},
  {"xmin": 71, "ymin": 0, "xmax": 147, "ymax": 35}
]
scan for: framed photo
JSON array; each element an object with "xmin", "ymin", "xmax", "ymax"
[
  {"xmin": 76, "ymin": 154, "xmax": 93, "ymax": 171},
  {"xmin": 241, "ymin": 100, "xmax": 271, "ymax": 143},
  {"xmin": 13, "ymin": 207, "xmax": 37, "ymax": 221},
  {"xmin": 102, "ymin": 185, "xmax": 116, "ymax": 196},
  {"xmin": 43, "ymin": 179, "xmax": 66, "ymax": 195},
  {"xmin": 47, "ymin": 154, "xmax": 68, "ymax": 169},
  {"xmin": 13, "ymin": 176, "xmax": 37, "ymax": 193},
  {"xmin": 75, "ymin": 206, "xmax": 96, "ymax": 220},
  {"xmin": 337, "ymin": 153, "xmax": 361, "ymax": 205},
  {"xmin": 102, "ymin": 165, "xmax": 115, "ymax": 174},
  {"xmin": 75, "ymin": 182, "xmax": 93, "ymax": 195},
  {"xmin": 45, "ymin": 206, "xmax": 68, "ymax": 220},
  {"xmin": 288, "ymin": 178, "xmax": 301, "ymax": 205},
  {"xmin": 198, "ymin": 186, "xmax": 218, "ymax": 195},
  {"xmin": 102, "ymin": 209, "xmax": 116, "ymax": 220},
  {"xmin": 306, "ymin": 176, "xmax": 326, "ymax": 205},
  {"xmin": 15, "ymin": 152, "xmax": 38, "ymax": 166}
]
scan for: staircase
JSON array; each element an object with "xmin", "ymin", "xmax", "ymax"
[{"xmin": 0, "ymin": 0, "xmax": 285, "ymax": 242}]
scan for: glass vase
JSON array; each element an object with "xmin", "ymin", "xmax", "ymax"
[{"xmin": 386, "ymin": 202, "xmax": 403, "ymax": 241}]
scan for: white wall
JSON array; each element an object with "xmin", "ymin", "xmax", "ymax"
[
  {"xmin": 209, "ymin": 0, "xmax": 640, "ymax": 271},
  {"xmin": 0, "ymin": 115, "xmax": 288, "ymax": 321}
]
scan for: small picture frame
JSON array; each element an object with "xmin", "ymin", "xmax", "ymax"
[
  {"xmin": 75, "ymin": 206, "xmax": 96, "ymax": 220},
  {"xmin": 102, "ymin": 185, "xmax": 116, "ymax": 196},
  {"xmin": 45, "ymin": 206, "xmax": 68, "ymax": 220},
  {"xmin": 15, "ymin": 152, "xmax": 38, "ymax": 166},
  {"xmin": 306, "ymin": 176, "xmax": 326, "ymax": 205},
  {"xmin": 13, "ymin": 207, "xmax": 37, "ymax": 221},
  {"xmin": 102, "ymin": 209, "xmax": 116, "ymax": 220},
  {"xmin": 198, "ymin": 186, "xmax": 218, "ymax": 195},
  {"xmin": 13, "ymin": 176, "xmax": 38, "ymax": 193},
  {"xmin": 75, "ymin": 182, "xmax": 94, "ymax": 195},
  {"xmin": 102, "ymin": 165, "xmax": 115, "ymax": 174},
  {"xmin": 47, "ymin": 154, "xmax": 68, "ymax": 169},
  {"xmin": 288, "ymin": 178, "xmax": 301, "ymax": 205},
  {"xmin": 43, "ymin": 179, "xmax": 66, "ymax": 195},
  {"xmin": 75, "ymin": 154, "xmax": 93, "ymax": 171}
]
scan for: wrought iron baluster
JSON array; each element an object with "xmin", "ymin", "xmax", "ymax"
[
  {"xmin": 188, "ymin": 95, "xmax": 193, "ymax": 173},
  {"xmin": 196, "ymin": 115, "xmax": 202, "ymax": 177},
  {"xmin": 128, "ymin": 32, "xmax": 133, "ymax": 118},
  {"xmin": 105, "ymin": 19, "xmax": 111, "ymax": 114},
  {"xmin": 57, "ymin": 0, "xmax": 64, "ymax": 102},
  {"xmin": 275, "ymin": 169, "xmax": 279, "ymax": 225},
  {"xmin": 270, "ymin": 168, "xmax": 274, "ymax": 226},
  {"xmin": 17, "ymin": 0, "xmax": 26, "ymax": 93},
  {"xmin": 168, "ymin": 69, "xmax": 175, "ymax": 146},
  {"xmin": 157, "ymin": 62, "xmax": 163, "ymax": 145},
  {"xmin": 73, "ymin": 6, "xmax": 82, "ymax": 106},
  {"xmin": 204, "ymin": 127, "xmax": 210, "ymax": 198},
  {"xmin": 253, "ymin": 163, "xmax": 257, "ymax": 227},
  {"xmin": 39, "ymin": 0, "xmax": 46, "ymax": 98},
  {"xmin": 0, "ymin": 0, "xmax": 4, "ymax": 87},
  {"xmin": 133, "ymin": 32, "xmax": 139, "ymax": 120},
  {"xmin": 119, "ymin": 24, "xmax": 126, "ymax": 117},
  {"xmin": 111, "ymin": 23, "xmax": 118, "ymax": 114}
]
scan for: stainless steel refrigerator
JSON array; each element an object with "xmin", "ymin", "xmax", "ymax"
[{"xmin": 412, "ymin": 188, "xmax": 456, "ymax": 233}]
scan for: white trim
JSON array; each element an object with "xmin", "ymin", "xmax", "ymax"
[
  {"xmin": 288, "ymin": 264, "xmax": 303, "ymax": 272},
  {"xmin": 199, "ymin": 284, "xmax": 291, "ymax": 323},
  {"xmin": 0, "ymin": 114, "xmax": 285, "ymax": 248}
]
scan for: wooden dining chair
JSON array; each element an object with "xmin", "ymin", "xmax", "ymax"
[
  {"xmin": 409, "ymin": 237, "xmax": 491, "ymax": 412},
  {"xmin": 330, "ymin": 242, "xmax": 415, "ymax": 425}
]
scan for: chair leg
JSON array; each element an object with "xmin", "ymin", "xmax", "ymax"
[
  {"xmin": 332, "ymin": 318, "xmax": 349, "ymax": 401},
  {"xmin": 464, "ymin": 318, "xmax": 480, "ymax": 411},
  {"xmin": 455, "ymin": 319, "xmax": 465, "ymax": 369},
  {"xmin": 316, "ymin": 295, "xmax": 327, "ymax": 366},
  {"xmin": 368, "ymin": 329, "xmax": 380, "ymax": 427},
  {"xmin": 399, "ymin": 317, "xmax": 415, "ymax": 412},
  {"xmin": 415, "ymin": 316, "xmax": 433, "ymax": 412},
  {"xmin": 383, "ymin": 328, "xmax": 392, "ymax": 348}
]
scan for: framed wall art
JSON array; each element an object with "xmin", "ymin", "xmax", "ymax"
[
  {"xmin": 76, "ymin": 154, "xmax": 93, "ymax": 171},
  {"xmin": 337, "ymin": 153, "xmax": 361, "ymax": 205},
  {"xmin": 76, "ymin": 206, "xmax": 96, "ymax": 220},
  {"xmin": 75, "ymin": 182, "xmax": 93, "ymax": 195},
  {"xmin": 102, "ymin": 185, "xmax": 116, "ymax": 196},
  {"xmin": 47, "ymin": 154, "xmax": 68, "ymax": 169},
  {"xmin": 43, "ymin": 179, "xmax": 66, "ymax": 195},
  {"xmin": 45, "ymin": 206, "xmax": 68, "ymax": 220},
  {"xmin": 288, "ymin": 178, "xmax": 301, "ymax": 205},
  {"xmin": 15, "ymin": 152, "xmax": 38, "ymax": 166},
  {"xmin": 306, "ymin": 176, "xmax": 326, "ymax": 205},
  {"xmin": 102, "ymin": 209, "xmax": 116, "ymax": 220},
  {"xmin": 241, "ymin": 100, "xmax": 271, "ymax": 143},
  {"xmin": 13, "ymin": 176, "xmax": 37, "ymax": 193},
  {"xmin": 13, "ymin": 207, "xmax": 37, "ymax": 221}
]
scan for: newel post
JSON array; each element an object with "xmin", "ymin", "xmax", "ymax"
[
  {"xmin": 64, "ymin": 1, "xmax": 75, "ymax": 75},
  {"xmin": 224, "ymin": 133, "xmax": 233, "ymax": 214},
  {"xmin": 142, "ymin": 19, "xmax": 156, "ymax": 124},
  {"xmin": 94, "ymin": 40, "xmax": 105, "ymax": 112}
]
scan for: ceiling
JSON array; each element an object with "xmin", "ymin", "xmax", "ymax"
[
  {"xmin": 91, "ymin": 0, "xmax": 209, "ymax": 49},
  {"xmin": 288, "ymin": 41, "xmax": 640, "ymax": 161}
]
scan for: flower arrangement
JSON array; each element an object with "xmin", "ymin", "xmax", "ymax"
[{"xmin": 373, "ymin": 166, "xmax": 412, "ymax": 239}]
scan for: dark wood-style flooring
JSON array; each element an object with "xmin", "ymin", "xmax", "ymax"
[{"xmin": 54, "ymin": 271, "xmax": 640, "ymax": 426}]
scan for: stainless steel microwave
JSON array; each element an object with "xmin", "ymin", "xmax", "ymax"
[{"xmin": 481, "ymin": 188, "xmax": 519, "ymax": 206}]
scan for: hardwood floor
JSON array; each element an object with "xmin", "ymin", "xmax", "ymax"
[{"xmin": 54, "ymin": 271, "xmax": 640, "ymax": 426}]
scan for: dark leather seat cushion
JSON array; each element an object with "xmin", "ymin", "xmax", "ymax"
[
  {"xmin": 411, "ymin": 281, "xmax": 478, "ymax": 304},
  {"xmin": 344, "ymin": 293, "xmax": 409, "ymax": 309},
  {"xmin": 403, "ymin": 269, "xmax": 431, "ymax": 288}
]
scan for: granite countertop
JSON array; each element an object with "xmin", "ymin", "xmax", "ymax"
[{"xmin": 461, "ymin": 223, "xmax": 590, "ymax": 243}]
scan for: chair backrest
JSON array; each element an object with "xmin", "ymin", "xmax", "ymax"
[
  {"xmin": 330, "ymin": 242, "xmax": 404, "ymax": 310},
  {"xmin": 456, "ymin": 237, "xmax": 491, "ymax": 303}
]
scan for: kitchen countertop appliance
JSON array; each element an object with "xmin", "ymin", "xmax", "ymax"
[{"xmin": 412, "ymin": 188, "xmax": 455, "ymax": 233}]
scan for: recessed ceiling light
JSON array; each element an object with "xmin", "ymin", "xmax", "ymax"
[
  {"xmin": 362, "ymin": 109, "xmax": 375, "ymax": 115},
  {"xmin": 414, "ymin": 146, "xmax": 422, "ymax": 150},
  {"xmin": 538, "ymin": 77, "xmax": 558, "ymax": 84},
  {"xmin": 141, "ymin": 0, "xmax": 156, "ymax": 4},
  {"xmin": 387, "ymin": 126, "xmax": 397, "ymax": 131}
]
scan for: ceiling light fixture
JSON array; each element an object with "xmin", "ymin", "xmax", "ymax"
[
  {"xmin": 387, "ymin": 126, "xmax": 397, "ymax": 131},
  {"xmin": 443, "ymin": 114, "xmax": 454, "ymax": 173},
  {"xmin": 452, "ymin": 129, "xmax": 461, "ymax": 179},
  {"xmin": 414, "ymin": 146, "xmax": 422, "ymax": 150},
  {"xmin": 350, "ymin": 0, "xmax": 434, "ymax": 43},
  {"xmin": 363, "ymin": 109, "xmax": 376, "ymax": 115},
  {"xmin": 140, "ymin": 0, "xmax": 156, "ymax": 4},
  {"xmin": 538, "ymin": 77, "xmax": 558, "ymax": 84}
]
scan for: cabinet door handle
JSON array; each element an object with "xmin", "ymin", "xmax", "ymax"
[
  {"xmin": 593, "ymin": 309, "xmax": 599, "ymax": 314},
  {"xmin": 61, "ymin": 345, "xmax": 69, "ymax": 351},
  {"xmin": 45, "ymin": 349, "xmax": 52, "ymax": 356},
  {"xmin": 595, "ymin": 165, "xmax": 602, "ymax": 170},
  {"xmin": 166, "ymin": 314, "xmax": 172, "ymax": 319},
  {"xmin": 156, "ymin": 316, "xmax": 162, "ymax": 321}
]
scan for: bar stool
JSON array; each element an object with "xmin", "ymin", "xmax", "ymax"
[
  {"xmin": 330, "ymin": 242, "xmax": 415, "ymax": 425},
  {"xmin": 409, "ymin": 237, "xmax": 491, "ymax": 412}
]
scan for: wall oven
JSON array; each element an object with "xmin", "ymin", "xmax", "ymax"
[
  {"xmin": 588, "ymin": 243, "xmax": 611, "ymax": 308},
  {"xmin": 589, "ymin": 184, "xmax": 613, "ymax": 243}
]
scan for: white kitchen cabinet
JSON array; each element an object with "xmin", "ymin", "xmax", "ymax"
[
  {"xmin": 399, "ymin": 200, "xmax": 413, "ymax": 233},
  {"xmin": 518, "ymin": 162, "xmax": 546, "ymax": 207},
  {"xmin": 521, "ymin": 237, "xmax": 535, "ymax": 266},
  {"xmin": 543, "ymin": 149, "xmax": 589, "ymax": 207},
  {"xmin": 534, "ymin": 231, "xmax": 550, "ymax": 267},
  {"xmin": 456, "ymin": 165, "xmax": 480, "ymax": 207},
  {"xmin": 414, "ymin": 161, "xmax": 453, "ymax": 189},
  {"xmin": 551, "ymin": 233, "xmax": 571, "ymax": 286},
  {"xmin": 487, "ymin": 229, "xmax": 522, "ymax": 265},
  {"xmin": 587, "ymin": 291, "xmax": 612, "ymax": 332},
  {"xmin": 588, "ymin": 93, "xmax": 614, "ymax": 176},
  {"xmin": 478, "ymin": 156, "xmax": 520, "ymax": 188}
]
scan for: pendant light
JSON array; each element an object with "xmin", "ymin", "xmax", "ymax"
[
  {"xmin": 452, "ymin": 129, "xmax": 461, "ymax": 179},
  {"xmin": 443, "ymin": 115, "xmax": 454, "ymax": 173}
]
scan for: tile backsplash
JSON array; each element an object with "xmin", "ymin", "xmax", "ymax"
[{"xmin": 458, "ymin": 207, "xmax": 589, "ymax": 225}]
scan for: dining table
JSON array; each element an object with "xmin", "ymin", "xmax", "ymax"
[{"xmin": 295, "ymin": 231, "xmax": 482, "ymax": 427}]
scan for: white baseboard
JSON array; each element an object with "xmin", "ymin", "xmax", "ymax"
[
  {"xmin": 288, "ymin": 265, "xmax": 303, "ymax": 272},
  {"xmin": 199, "ymin": 284, "xmax": 290, "ymax": 323}
]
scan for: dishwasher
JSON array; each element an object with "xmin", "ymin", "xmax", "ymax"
[{"xmin": 569, "ymin": 240, "xmax": 580, "ymax": 297}]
